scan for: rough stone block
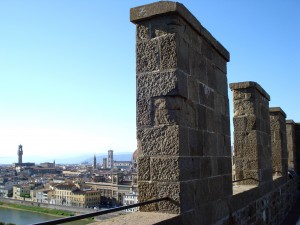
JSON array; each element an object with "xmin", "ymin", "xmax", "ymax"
[
  {"xmin": 136, "ymin": 22, "xmax": 149, "ymax": 40},
  {"xmin": 233, "ymin": 115, "xmax": 260, "ymax": 132},
  {"xmin": 136, "ymin": 39, "xmax": 159, "ymax": 73},
  {"xmin": 137, "ymin": 125, "xmax": 188, "ymax": 156},
  {"xmin": 233, "ymin": 99, "xmax": 257, "ymax": 117},
  {"xmin": 158, "ymin": 182, "xmax": 180, "ymax": 213},
  {"xmin": 153, "ymin": 96, "xmax": 197, "ymax": 128},
  {"xmin": 138, "ymin": 181, "xmax": 158, "ymax": 211},
  {"xmin": 151, "ymin": 157, "xmax": 179, "ymax": 181},
  {"xmin": 137, "ymin": 156, "xmax": 150, "ymax": 181},
  {"xmin": 137, "ymin": 99, "xmax": 151, "ymax": 126},
  {"xmin": 137, "ymin": 70, "xmax": 188, "ymax": 100},
  {"xmin": 160, "ymin": 34, "xmax": 177, "ymax": 70}
]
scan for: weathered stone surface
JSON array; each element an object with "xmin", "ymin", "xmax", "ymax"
[
  {"xmin": 136, "ymin": 39, "xmax": 159, "ymax": 73},
  {"xmin": 158, "ymin": 182, "xmax": 180, "ymax": 213},
  {"xmin": 151, "ymin": 157, "xmax": 179, "ymax": 181},
  {"xmin": 270, "ymin": 107, "xmax": 288, "ymax": 178},
  {"xmin": 133, "ymin": 1, "xmax": 232, "ymax": 219},
  {"xmin": 160, "ymin": 34, "xmax": 177, "ymax": 70},
  {"xmin": 130, "ymin": 1, "xmax": 230, "ymax": 62},
  {"xmin": 137, "ymin": 22, "xmax": 149, "ymax": 40},
  {"xmin": 231, "ymin": 82, "xmax": 272, "ymax": 185},
  {"xmin": 137, "ymin": 99, "xmax": 151, "ymax": 126},
  {"xmin": 137, "ymin": 156, "xmax": 150, "ymax": 181},
  {"xmin": 286, "ymin": 120, "xmax": 296, "ymax": 170},
  {"xmin": 153, "ymin": 96, "xmax": 197, "ymax": 128},
  {"xmin": 137, "ymin": 125, "xmax": 188, "ymax": 156},
  {"xmin": 138, "ymin": 181, "xmax": 158, "ymax": 211},
  {"xmin": 137, "ymin": 70, "xmax": 188, "ymax": 100},
  {"xmin": 230, "ymin": 81, "xmax": 270, "ymax": 101}
]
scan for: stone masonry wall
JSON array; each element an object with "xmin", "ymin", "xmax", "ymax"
[
  {"xmin": 128, "ymin": 2, "xmax": 299, "ymax": 225},
  {"xmin": 230, "ymin": 82, "xmax": 272, "ymax": 186},
  {"xmin": 131, "ymin": 1, "xmax": 232, "ymax": 221},
  {"xmin": 269, "ymin": 107, "xmax": 288, "ymax": 179}
]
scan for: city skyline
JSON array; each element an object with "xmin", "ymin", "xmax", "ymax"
[{"xmin": 1, "ymin": 1, "xmax": 299, "ymax": 164}]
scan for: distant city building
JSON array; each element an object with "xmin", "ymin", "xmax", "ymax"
[
  {"xmin": 18, "ymin": 144, "xmax": 23, "ymax": 164},
  {"xmin": 14, "ymin": 144, "xmax": 35, "ymax": 168},
  {"xmin": 107, "ymin": 150, "xmax": 113, "ymax": 169},
  {"xmin": 93, "ymin": 154, "xmax": 97, "ymax": 169},
  {"xmin": 102, "ymin": 158, "xmax": 107, "ymax": 169},
  {"xmin": 40, "ymin": 161, "xmax": 55, "ymax": 168},
  {"xmin": 113, "ymin": 161, "xmax": 132, "ymax": 170},
  {"xmin": 123, "ymin": 192, "xmax": 138, "ymax": 212}
]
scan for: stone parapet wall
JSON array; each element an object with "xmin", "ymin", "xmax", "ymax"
[
  {"xmin": 128, "ymin": 1, "xmax": 300, "ymax": 225},
  {"xmin": 225, "ymin": 179, "xmax": 298, "ymax": 225}
]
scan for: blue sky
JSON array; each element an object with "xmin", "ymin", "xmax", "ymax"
[{"xmin": 0, "ymin": 1, "xmax": 299, "ymax": 164}]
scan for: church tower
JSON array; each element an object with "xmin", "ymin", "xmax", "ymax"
[{"xmin": 17, "ymin": 144, "xmax": 23, "ymax": 164}]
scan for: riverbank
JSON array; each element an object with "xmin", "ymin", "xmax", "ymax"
[{"xmin": 0, "ymin": 201, "xmax": 94, "ymax": 224}]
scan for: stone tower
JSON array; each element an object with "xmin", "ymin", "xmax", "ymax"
[
  {"xmin": 107, "ymin": 150, "xmax": 113, "ymax": 169},
  {"xmin": 103, "ymin": 158, "xmax": 107, "ymax": 169},
  {"xmin": 17, "ymin": 144, "xmax": 23, "ymax": 164},
  {"xmin": 93, "ymin": 154, "xmax": 97, "ymax": 169}
]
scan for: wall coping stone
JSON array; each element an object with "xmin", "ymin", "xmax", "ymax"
[
  {"xmin": 130, "ymin": 1, "xmax": 230, "ymax": 62},
  {"xmin": 229, "ymin": 81, "xmax": 270, "ymax": 101},
  {"xmin": 286, "ymin": 119, "xmax": 295, "ymax": 124},
  {"xmin": 269, "ymin": 107, "xmax": 286, "ymax": 118}
]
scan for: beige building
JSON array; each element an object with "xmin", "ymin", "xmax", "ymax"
[
  {"xmin": 13, "ymin": 185, "xmax": 31, "ymax": 200},
  {"xmin": 54, "ymin": 183, "xmax": 101, "ymax": 208}
]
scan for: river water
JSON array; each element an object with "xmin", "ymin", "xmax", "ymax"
[{"xmin": 0, "ymin": 207, "xmax": 90, "ymax": 225}]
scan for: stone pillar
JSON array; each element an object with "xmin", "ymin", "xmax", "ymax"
[
  {"xmin": 269, "ymin": 107, "xmax": 288, "ymax": 179},
  {"xmin": 286, "ymin": 120, "xmax": 296, "ymax": 171},
  {"xmin": 131, "ymin": 1, "xmax": 232, "ymax": 220},
  {"xmin": 230, "ymin": 82, "xmax": 272, "ymax": 186}
]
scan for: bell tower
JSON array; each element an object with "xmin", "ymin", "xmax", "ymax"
[{"xmin": 17, "ymin": 144, "xmax": 23, "ymax": 164}]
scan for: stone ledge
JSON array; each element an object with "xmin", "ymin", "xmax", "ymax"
[
  {"xmin": 269, "ymin": 107, "xmax": 286, "ymax": 118},
  {"xmin": 286, "ymin": 119, "xmax": 295, "ymax": 124},
  {"xmin": 89, "ymin": 212, "xmax": 178, "ymax": 225},
  {"xmin": 130, "ymin": 1, "xmax": 230, "ymax": 62},
  {"xmin": 229, "ymin": 81, "xmax": 270, "ymax": 101}
]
